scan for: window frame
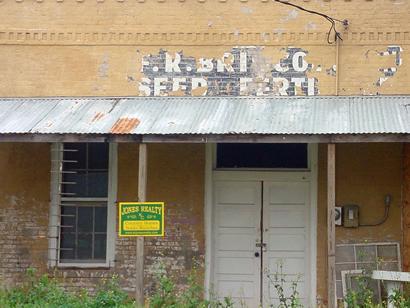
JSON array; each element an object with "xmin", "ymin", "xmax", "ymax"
[
  {"xmin": 213, "ymin": 143, "xmax": 312, "ymax": 171},
  {"xmin": 48, "ymin": 143, "xmax": 117, "ymax": 269}
]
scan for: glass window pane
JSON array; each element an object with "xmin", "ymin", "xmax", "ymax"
[
  {"xmin": 63, "ymin": 143, "xmax": 86, "ymax": 170},
  {"xmin": 77, "ymin": 234, "xmax": 92, "ymax": 259},
  {"xmin": 77, "ymin": 207, "xmax": 93, "ymax": 232},
  {"xmin": 88, "ymin": 143, "xmax": 109, "ymax": 170},
  {"xmin": 94, "ymin": 207, "xmax": 107, "ymax": 232},
  {"xmin": 60, "ymin": 233, "xmax": 75, "ymax": 260},
  {"xmin": 62, "ymin": 171, "xmax": 88, "ymax": 196},
  {"xmin": 94, "ymin": 234, "xmax": 107, "ymax": 259},
  {"xmin": 216, "ymin": 143, "xmax": 308, "ymax": 169},
  {"xmin": 61, "ymin": 206, "xmax": 76, "ymax": 233},
  {"xmin": 87, "ymin": 172, "xmax": 108, "ymax": 197}
]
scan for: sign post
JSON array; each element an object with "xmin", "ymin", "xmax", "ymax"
[{"xmin": 136, "ymin": 143, "xmax": 147, "ymax": 305}]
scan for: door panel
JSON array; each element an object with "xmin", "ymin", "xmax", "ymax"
[
  {"xmin": 213, "ymin": 180, "xmax": 311, "ymax": 307},
  {"xmin": 263, "ymin": 181, "xmax": 310, "ymax": 307},
  {"xmin": 214, "ymin": 181, "xmax": 262, "ymax": 307}
]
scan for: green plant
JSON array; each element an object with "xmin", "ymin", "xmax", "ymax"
[
  {"xmin": 93, "ymin": 275, "xmax": 135, "ymax": 308},
  {"xmin": 344, "ymin": 273, "xmax": 380, "ymax": 308},
  {"xmin": 343, "ymin": 271, "xmax": 410, "ymax": 308},
  {"xmin": 266, "ymin": 261, "xmax": 302, "ymax": 308},
  {"xmin": 148, "ymin": 263, "xmax": 234, "ymax": 308},
  {"xmin": 0, "ymin": 268, "xmax": 135, "ymax": 308},
  {"xmin": 389, "ymin": 289, "xmax": 410, "ymax": 308}
]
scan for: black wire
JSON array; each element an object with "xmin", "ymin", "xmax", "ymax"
[{"xmin": 274, "ymin": 0, "xmax": 345, "ymax": 44}]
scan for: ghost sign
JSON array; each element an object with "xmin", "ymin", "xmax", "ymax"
[{"xmin": 138, "ymin": 46, "xmax": 318, "ymax": 97}]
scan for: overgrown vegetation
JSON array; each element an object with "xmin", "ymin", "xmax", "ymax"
[
  {"xmin": 148, "ymin": 264, "xmax": 234, "ymax": 308},
  {"xmin": 344, "ymin": 273, "xmax": 410, "ymax": 308},
  {"xmin": 343, "ymin": 247, "xmax": 410, "ymax": 308},
  {"xmin": 4, "ymin": 265, "xmax": 409, "ymax": 308},
  {"xmin": 0, "ymin": 268, "xmax": 135, "ymax": 308},
  {"xmin": 265, "ymin": 261, "xmax": 302, "ymax": 308}
]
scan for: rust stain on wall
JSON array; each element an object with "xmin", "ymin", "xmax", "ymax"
[{"xmin": 110, "ymin": 117, "xmax": 140, "ymax": 134}]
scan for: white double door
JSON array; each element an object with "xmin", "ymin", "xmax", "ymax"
[{"xmin": 213, "ymin": 175, "xmax": 311, "ymax": 307}]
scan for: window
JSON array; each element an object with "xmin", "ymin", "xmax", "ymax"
[
  {"xmin": 48, "ymin": 143, "xmax": 117, "ymax": 267},
  {"xmin": 216, "ymin": 143, "xmax": 308, "ymax": 169},
  {"xmin": 336, "ymin": 242, "xmax": 401, "ymax": 300},
  {"xmin": 59, "ymin": 143, "xmax": 109, "ymax": 263}
]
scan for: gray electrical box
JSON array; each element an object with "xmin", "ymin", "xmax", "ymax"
[{"xmin": 343, "ymin": 204, "xmax": 359, "ymax": 228}]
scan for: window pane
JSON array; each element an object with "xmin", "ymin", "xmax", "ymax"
[
  {"xmin": 62, "ymin": 171, "xmax": 87, "ymax": 197},
  {"xmin": 87, "ymin": 172, "xmax": 108, "ymax": 197},
  {"xmin": 77, "ymin": 233, "xmax": 92, "ymax": 259},
  {"xmin": 216, "ymin": 143, "xmax": 308, "ymax": 169},
  {"xmin": 63, "ymin": 143, "xmax": 86, "ymax": 170},
  {"xmin": 94, "ymin": 207, "xmax": 107, "ymax": 232},
  {"xmin": 77, "ymin": 207, "xmax": 93, "ymax": 232},
  {"xmin": 94, "ymin": 234, "xmax": 107, "ymax": 259},
  {"xmin": 60, "ymin": 233, "xmax": 75, "ymax": 260},
  {"xmin": 61, "ymin": 206, "xmax": 76, "ymax": 233},
  {"xmin": 88, "ymin": 143, "xmax": 109, "ymax": 169}
]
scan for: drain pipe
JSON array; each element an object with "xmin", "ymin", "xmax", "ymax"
[{"xmin": 335, "ymin": 38, "xmax": 340, "ymax": 96}]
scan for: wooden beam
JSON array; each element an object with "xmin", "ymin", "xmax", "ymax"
[
  {"xmin": 327, "ymin": 144, "xmax": 337, "ymax": 308},
  {"xmin": 403, "ymin": 143, "xmax": 410, "ymax": 271},
  {"xmin": 0, "ymin": 133, "xmax": 409, "ymax": 143},
  {"xmin": 136, "ymin": 143, "xmax": 147, "ymax": 305}
]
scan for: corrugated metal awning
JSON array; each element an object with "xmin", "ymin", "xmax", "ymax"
[{"xmin": 0, "ymin": 96, "xmax": 409, "ymax": 143}]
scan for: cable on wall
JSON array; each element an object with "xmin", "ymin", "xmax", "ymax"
[{"xmin": 274, "ymin": 0, "xmax": 349, "ymax": 44}]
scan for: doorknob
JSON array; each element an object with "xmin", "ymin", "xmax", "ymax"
[{"xmin": 254, "ymin": 252, "xmax": 260, "ymax": 257}]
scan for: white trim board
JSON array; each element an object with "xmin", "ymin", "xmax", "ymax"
[{"xmin": 204, "ymin": 143, "xmax": 318, "ymax": 307}]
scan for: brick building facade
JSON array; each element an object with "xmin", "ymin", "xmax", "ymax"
[{"xmin": 0, "ymin": 1, "xmax": 409, "ymax": 307}]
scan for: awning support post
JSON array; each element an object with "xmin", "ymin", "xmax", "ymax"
[
  {"xmin": 327, "ymin": 144, "xmax": 337, "ymax": 308},
  {"xmin": 136, "ymin": 143, "xmax": 147, "ymax": 305},
  {"xmin": 403, "ymin": 143, "xmax": 410, "ymax": 271}
]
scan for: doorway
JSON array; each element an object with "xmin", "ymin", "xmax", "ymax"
[{"xmin": 205, "ymin": 144, "xmax": 317, "ymax": 307}]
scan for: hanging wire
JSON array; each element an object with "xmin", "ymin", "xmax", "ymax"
[{"xmin": 274, "ymin": 0, "xmax": 348, "ymax": 44}]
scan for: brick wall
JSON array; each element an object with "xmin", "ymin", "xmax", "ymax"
[
  {"xmin": 0, "ymin": 1, "xmax": 409, "ymax": 97},
  {"xmin": 0, "ymin": 144, "xmax": 50, "ymax": 287},
  {"xmin": 0, "ymin": 143, "xmax": 205, "ymax": 298}
]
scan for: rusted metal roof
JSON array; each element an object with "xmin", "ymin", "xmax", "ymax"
[{"xmin": 0, "ymin": 96, "xmax": 409, "ymax": 136}]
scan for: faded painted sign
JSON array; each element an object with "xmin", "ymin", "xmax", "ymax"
[
  {"xmin": 119, "ymin": 202, "xmax": 165, "ymax": 237},
  {"xmin": 376, "ymin": 46, "xmax": 403, "ymax": 86},
  {"xmin": 139, "ymin": 47, "xmax": 318, "ymax": 96}
]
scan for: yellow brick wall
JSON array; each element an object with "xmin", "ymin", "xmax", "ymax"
[{"xmin": 0, "ymin": 0, "xmax": 409, "ymax": 97}]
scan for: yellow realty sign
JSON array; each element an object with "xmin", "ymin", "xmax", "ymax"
[{"xmin": 118, "ymin": 202, "xmax": 164, "ymax": 237}]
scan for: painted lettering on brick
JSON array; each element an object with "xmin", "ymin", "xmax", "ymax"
[{"xmin": 138, "ymin": 47, "xmax": 318, "ymax": 96}]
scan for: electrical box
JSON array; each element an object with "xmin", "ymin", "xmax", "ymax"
[
  {"xmin": 335, "ymin": 207, "xmax": 342, "ymax": 226},
  {"xmin": 343, "ymin": 204, "xmax": 359, "ymax": 228}
]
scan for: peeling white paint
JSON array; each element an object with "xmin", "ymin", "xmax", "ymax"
[
  {"xmin": 240, "ymin": 6, "xmax": 253, "ymax": 15},
  {"xmin": 281, "ymin": 9, "xmax": 298, "ymax": 22},
  {"xmin": 305, "ymin": 22, "xmax": 317, "ymax": 31},
  {"xmin": 98, "ymin": 55, "xmax": 109, "ymax": 78}
]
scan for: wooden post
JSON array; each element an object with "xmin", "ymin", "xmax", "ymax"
[
  {"xmin": 327, "ymin": 144, "xmax": 336, "ymax": 308},
  {"xmin": 403, "ymin": 143, "xmax": 410, "ymax": 271},
  {"xmin": 136, "ymin": 143, "xmax": 147, "ymax": 305}
]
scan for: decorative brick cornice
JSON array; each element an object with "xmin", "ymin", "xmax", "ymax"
[
  {"xmin": 0, "ymin": 0, "xmax": 378, "ymax": 3},
  {"xmin": 0, "ymin": 30, "xmax": 409, "ymax": 46}
]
